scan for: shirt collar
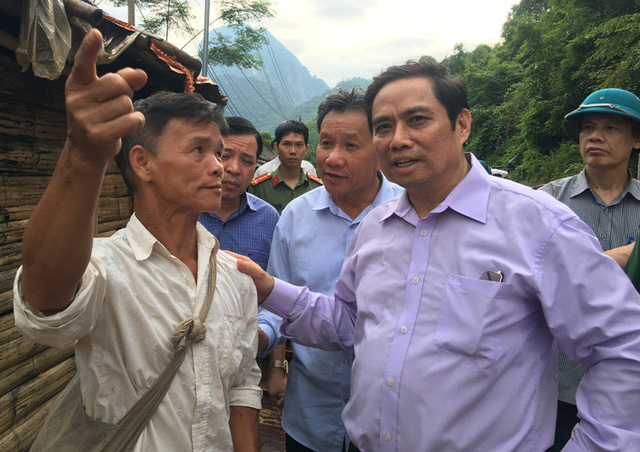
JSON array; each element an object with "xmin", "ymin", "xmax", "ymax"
[
  {"xmin": 571, "ymin": 167, "xmax": 640, "ymax": 201},
  {"xmin": 628, "ymin": 177, "xmax": 640, "ymax": 201},
  {"xmin": 380, "ymin": 153, "xmax": 489, "ymax": 224},
  {"xmin": 569, "ymin": 168, "xmax": 591, "ymax": 198},
  {"xmin": 125, "ymin": 213, "xmax": 218, "ymax": 261},
  {"xmin": 199, "ymin": 192, "xmax": 253, "ymax": 224},
  {"xmin": 240, "ymin": 192, "xmax": 256, "ymax": 212},
  {"xmin": 312, "ymin": 173, "xmax": 397, "ymax": 215},
  {"xmin": 443, "ymin": 153, "xmax": 490, "ymax": 224}
]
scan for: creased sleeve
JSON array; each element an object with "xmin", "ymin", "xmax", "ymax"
[
  {"xmin": 261, "ymin": 233, "xmax": 359, "ymax": 353},
  {"xmin": 228, "ymin": 275, "xmax": 262, "ymax": 409},
  {"xmin": 537, "ymin": 216, "xmax": 640, "ymax": 450},
  {"xmin": 13, "ymin": 253, "xmax": 108, "ymax": 348}
]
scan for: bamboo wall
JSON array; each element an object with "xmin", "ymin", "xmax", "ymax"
[{"xmin": 0, "ymin": 48, "xmax": 132, "ymax": 450}]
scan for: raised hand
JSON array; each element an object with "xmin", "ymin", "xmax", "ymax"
[{"xmin": 64, "ymin": 29, "xmax": 147, "ymax": 164}]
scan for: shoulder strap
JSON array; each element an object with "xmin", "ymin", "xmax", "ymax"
[
  {"xmin": 101, "ymin": 240, "xmax": 219, "ymax": 452},
  {"xmin": 250, "ymin": 172, "xmax": 271, "ymax": 186}
]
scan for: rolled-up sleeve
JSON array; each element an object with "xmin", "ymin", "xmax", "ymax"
[
  {"xmin": 229, "ymin": 276, "xmax": 262, "ymax": 409},
  {"xmin": 13, "ymin": 255, "xmax": 108, "ymax": 349},
  {"xmin": 537, "ymin": 216, "xmax": 640, "ymax": 450}
]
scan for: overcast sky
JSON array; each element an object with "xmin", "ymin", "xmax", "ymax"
[{"xmin": 108, "ymin": 0, "xmax": 519, "ymax": 87}]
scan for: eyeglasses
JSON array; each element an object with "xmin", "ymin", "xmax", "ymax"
[{"xmin": 576, "ymin": 103, "xmax": 637, "ymax": 118}]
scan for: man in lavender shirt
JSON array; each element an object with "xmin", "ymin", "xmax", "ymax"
[{"xmin": 234, "ymin": 58, "xmax": 640, "ymax": 451}]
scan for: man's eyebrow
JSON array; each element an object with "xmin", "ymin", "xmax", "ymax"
[
  {"xmin": 404, "ymin": 105, "xmax": 434, "ymax": 116},
  {"xmin": 371, "ymin": 114, "xmax": 392, "ymax": 127}
]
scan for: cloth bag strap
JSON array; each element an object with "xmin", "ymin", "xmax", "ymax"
[{"xmin": 100, "ymin": 241, "xmax": 219, "ymax": 452}]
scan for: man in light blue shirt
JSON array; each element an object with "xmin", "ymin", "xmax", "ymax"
[{"xmin": 258, "ymin": 88, "xmax": 402, "ymax": 451}]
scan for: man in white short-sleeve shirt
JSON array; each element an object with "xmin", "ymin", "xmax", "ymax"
[{"xmin": 13, "ymin": 30, "xmax": 261, "ymax": 451}]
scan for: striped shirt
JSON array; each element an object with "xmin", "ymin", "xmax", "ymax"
[{"xmin": 540, "ymin": 168, "xmax": 640, "ymax": 404}]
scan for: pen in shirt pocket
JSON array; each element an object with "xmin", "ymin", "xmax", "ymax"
[{"xmin": 480, "ymin": 271, "xmax": 505, "ymax": 282}]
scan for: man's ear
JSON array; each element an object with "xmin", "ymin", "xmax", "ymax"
[
  {"xmin": 633, "ymin": 128, "xmax": 640, "ymax": 150},
  {"xmin": 129, "ymin": 145, "xmax": 154, "ymax": 184},
  {"xmin": 456, "ymin": 109, "xmax": 472, "ymax": 144}
]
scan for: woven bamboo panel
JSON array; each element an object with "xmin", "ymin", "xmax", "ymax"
[{"xmin": 0, "ymin": 49, "xmax": 132, "ymax": 448}]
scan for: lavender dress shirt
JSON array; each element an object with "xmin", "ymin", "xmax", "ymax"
[{"xmin": 262, "ymin": 154, "xmax": 640, "ymax": 451}]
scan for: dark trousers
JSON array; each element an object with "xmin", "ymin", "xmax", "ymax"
[
  {"xmin": 547, "ymin": 401, "xmax": 579, "ymax": 451},
  {"xmin": 285, "ymin": 434, "xmax": 316, "ymax": 452},
  {"xmin": 286, "ymin": 434, "xmax": 359, "ymax": 452}
]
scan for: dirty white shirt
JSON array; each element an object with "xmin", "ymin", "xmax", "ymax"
[{"xmin": 14, "ymin": 214, "xmax": 262, "ymax": 451}]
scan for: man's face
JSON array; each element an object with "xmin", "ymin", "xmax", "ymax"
[
  {"xmin": 579, "ymin": 113, "xmax": 640, "ymax": 171},
  {"xmin": 145, "ymin": 118, "xmax": 224, "ymax": 214},
  {"xmin": 371, "ymin": 77, "xmax": 470, "ymax": 196},
  {"xmin": 275, "ymin": 132, "xmax": 308, "ymax": 171},
  {"xmin": 220, "ymin": 134, "xmax": 258, "ymax": 202},
  {"xmin": 316, "ymin": 110, "xmax": 380, "ymax": 201}
]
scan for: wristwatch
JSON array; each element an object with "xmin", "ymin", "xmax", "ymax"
[{"xmin": 269, "ymin": 359, "xmax": 288, "ymax": 374}]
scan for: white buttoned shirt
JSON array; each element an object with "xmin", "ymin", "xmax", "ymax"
[{"xmin": 14, "ymin": 215, "xmax": 262, "ymax": 451}]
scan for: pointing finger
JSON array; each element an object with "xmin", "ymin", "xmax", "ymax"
[{"xmin": 69, "ymin": 29, "xmax": 102, "ymax": 86}]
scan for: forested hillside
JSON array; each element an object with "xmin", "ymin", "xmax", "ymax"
[
  {"xmin": 206, "ymin": 27, "xmax": 329, "ymax": 132},
  {"xmin": 438, "ymin": 0, "xmax": 640, "ymax": 185}
]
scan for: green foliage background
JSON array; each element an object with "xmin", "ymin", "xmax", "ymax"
[{"xmin": 438, "ymin": 0, "xmax": 640, "ymax": 186}]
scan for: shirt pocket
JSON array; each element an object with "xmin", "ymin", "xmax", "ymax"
[
  {"xmin": 434, "ymin": 273, "xmax": 517, "ymax": 362},
  {"xmin": 217, "ymin": 313, "xmax": 248, "ymax": 379}
]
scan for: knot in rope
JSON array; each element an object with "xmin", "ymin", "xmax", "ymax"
[{"xmin": 171, "ymin": 317, "xmax": 207, "ymax": 351}]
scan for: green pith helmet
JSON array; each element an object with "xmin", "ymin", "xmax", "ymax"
[{"xmin": 563, "ymin": 88, "xmax": 640, "ymax": 143}]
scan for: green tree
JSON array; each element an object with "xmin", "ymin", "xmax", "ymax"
[
  {"xmin": 435, "ymin": 0, "xmax": 640, "ymax": 186},
  {"xmin": 103, "ymin": 0, "xmax": 273, "ymax": 69},
  {"xmin": 204, "ymin": 1, "xmax": 274, "ymax": 69}
]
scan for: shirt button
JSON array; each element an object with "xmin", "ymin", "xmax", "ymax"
[
  {"xmin": 385, "ymin": 433, "xmax": 392, "ymax": 442},
  {"xmin": 387, "ymin": 379, "xmax": 395, "ymax": 387},
  {"xmin": 198, "ymin": 369, "xmax": 205, "ymax": 377},
  {"xmin": 412, "ymin": 277, "xmax": 419, "ymax": 284},
  {"xmin": 420, "ymin": 229, "xmax": 427, "ymax": 237},
  {"xmin": 400, "ymin": 326, "xmax": 408, "ymax": 334}
]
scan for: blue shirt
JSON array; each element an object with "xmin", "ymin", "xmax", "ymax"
[
  {"xmin": 199, "ymin": 193, "xmax": 279, "ymax": 270},
  {"xmin": 262, "ymin": 154, "xmax": 640, "ymax": 451},
  {"xmin": 258, "ymin": 175, "xmax": 403, "ymax": 451}
]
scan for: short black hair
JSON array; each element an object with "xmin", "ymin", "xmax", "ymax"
[
  {"xmin": 116, "ymin": 91, "xmax": 227, "ymax": 194},
  {"xmin": 317, "ymin": 87, "xmax": 367, "ymax": 132},
  {"xmin": 225, "ymin": 116, "xmax": 263, "ymax": 159},
  {"xmin": 365, "ymin": 57, "xmax": 469, "ymax": 131},
  {"xmin": 274, "ymin": 120, "xmax": 309, "ymax": 145}
]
